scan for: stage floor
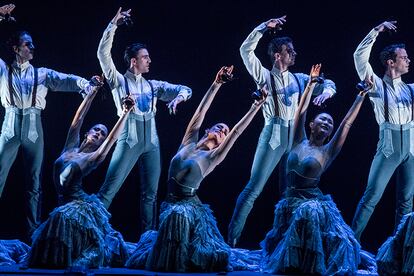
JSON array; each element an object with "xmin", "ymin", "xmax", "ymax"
[{"xmin": 0, "ymin": 266, "xmax": 378, "ymax": 276}]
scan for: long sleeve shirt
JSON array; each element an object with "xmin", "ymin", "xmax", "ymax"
[
  {"xmin": 354, "ymin": 28, "xmax": 414, "ymax": 125},
  {"xmin": 0, "ymin": 59, "xmax": 90, "ymax": 110},
  {"xmin": 97, "ymin": 23, "xmax": 192, "ymax": 117},
  {"xmin": 240, "ymin": 22, "xmax": 336, "ymax": 123}
]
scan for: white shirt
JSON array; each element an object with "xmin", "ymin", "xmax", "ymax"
[
  {"xmin": 97, "ymin": 23, "xmax": 192, "ymax": 117},
  {"xmin": 240, "ymin": 22, "xmax": 336, "ymax": 122},
  {"xmin": 0, "ymin": 59, "xmax": 90, "ymax": 110},
  {"xmin": 354, "ymin": 28, "xmax": 414, "ymax": 125}
]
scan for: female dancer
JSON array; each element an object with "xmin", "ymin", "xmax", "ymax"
[
  {"xmin": 376, "ymin": 212, "xmax": 414, "ymax": 274},
  {"xmin": 28, "ymin": 77, "xmax": 135, "ymax": 268},
  {"xmin": 126, "ymin": 66, "xmax": 266, "ymax": 272},
  {"xmin": 261, "ymin": 64, "xmax": 376, "ymax": 275}
]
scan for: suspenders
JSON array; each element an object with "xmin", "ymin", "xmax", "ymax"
[
  {"xmin": 8, "ymin": 65, "xmax": 38, "ymax": 108},
  {"xmin": 269, "ymin": 72, "xmax": 302, "ymax": 117},
  {"xmin": 382, "ymin": 80, "xmax": 414, "ymax": 122},
  {"xmin": 123, "ymin": 76, "xmax": 155, "ymax": 112}
]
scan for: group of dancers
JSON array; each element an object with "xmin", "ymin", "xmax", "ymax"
[{"xmin": 0, "ymin": 4, "xmax": 413, "ymax": 275}]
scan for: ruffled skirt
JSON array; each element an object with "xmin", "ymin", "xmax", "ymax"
[
  {"xmin": 261, "ymin": 190, "xmax": 374, "ymax": 275},
  {"xmin": 0, "ymin": 240, "xmax": 30, "ymax": 266},
  {"xmin": 28, "ymin": 194, "xmax": 131, "ymax": 268},
  {"xmin": 376, "ymin": 212, "xmax": 414, "ymax": 275},
  {"xmin": 126, "ymin": 196, "xmax": 260, "ymax": 272}
]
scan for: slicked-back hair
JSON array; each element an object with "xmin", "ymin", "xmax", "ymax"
[
  {"xmin": 124, "ymin": 42, "xmax": 147, "ymax": 66},
  {"xmin": 379, "ymin": 43, "xmax": 405, "ymax": 67},
  {"xmin": 267, "ymin": 36, "xmax": 293, "ymax": 65},
  {"xmin": 7, "ymin": 30, "xmax": 31, "ymax": 49}
]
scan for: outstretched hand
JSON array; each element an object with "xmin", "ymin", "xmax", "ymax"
[
  {"xmin": 265, "ymin": 15, "xmax": 287, "ymax": 30},
  {"xmin": 121, "ymin": 95, "xmax": 135, "ymax": 113},
  {"xmin": 253, "ymin": 86, "xmax": 268, "ymax": 106},
  {"xmin": 89, "ymin": 75, "xmax": 104, "ymax": 93},
  {"xmin": 310, "ymin": 64, "xmax": 321, "ymax": 82},
  {"xmin": 308, "ymin": 64, "xmax": 330, "ymax": 107},
  {"xmin": 111, "ymin": 7, "xmax": 132, "ymax": 26},
  {"xmin": 374, "ymin": 21, "xmax": 397, "ymax": 33},
  {"xmin": 167, "ymin": 95, "xmax": 185, "ymax": 115},
  {"xmin": 358, "ymin": 76, "xmax": 374, "ymax": 96},
  {"xmin": 0, "ymin": 3, "xmax": 15, "ymax": 16},
  {"xmin": 215, "ymin": 65, "xmax": 235, "ymax": 84}
]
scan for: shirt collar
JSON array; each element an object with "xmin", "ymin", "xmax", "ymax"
[
  {"xmin": 383, "ymin": 74, "xmax": 402, "ymax": 86},
  {"xmin": 125, "ymin": 70, "xmax": 142, "ymax": 81},
  {"xmin": 12, "ymin": 60, "xmax": 30, "ymax": 71},
  {"xmin": 271, "ymin": 66, "xmax": 289, "ymax": 77}
]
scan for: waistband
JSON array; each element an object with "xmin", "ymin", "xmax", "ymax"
[
  {"xmin": 379, "ymin": 121, "xmax": 414, "ymax": 131},
  {"xmin": 5, "ymin": 107, "xmax": 41, "ymax": 115},
  {"xmin": 128, "ymin": 112, "xmax": 155, "ymax": 121},
  {"xmin": 264, "ymin": 116, "xmax": 294, "ymax": 127},
  {"xmin": 167, "ymin": 177, "xmax": 197, "ymax": 197}
]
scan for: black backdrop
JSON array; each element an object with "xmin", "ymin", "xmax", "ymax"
[{"xmin": 0, "ymin": 0, "xmax": 413, "ymax": 254}]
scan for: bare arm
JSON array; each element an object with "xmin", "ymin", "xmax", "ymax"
[
  {"xmin": 209, "ymin": 88, "xmax": 267, "ymax": 167},
  {"xmin": 89, "ymin": 97, "xmax": 134, "ymax": 163},
  {"xmin": 292, "ymin": 65, "xmax": 320, "ymax": 144},
  {"xmin": 326, "ymin": 78, "xmax": 373, "ymax": 159},
  {"xmin": 63, "ymin": 76, "xmax": 103, "ymax": 151},
  {"xmin": 180, "ymin": 66, "xmax": 233, "ymax": 147}
]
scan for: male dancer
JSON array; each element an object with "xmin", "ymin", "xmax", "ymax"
[
  {"xmin": 228, "ymin": 16, "xmax": 336, "ymax": 246},
  {"xmin": 97, "ymin": 8, "xmax": 192, "ymax": 231}
]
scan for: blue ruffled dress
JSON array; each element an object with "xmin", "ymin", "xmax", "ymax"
[
  {"xmin": 28, "ymin": 160, "xmax": 132, "ymax": 268},
  {"xmin": 126, "ymin": 145, "xmax": 260, "ymax": 272},
  {"xmin": 0, "ymin": 240, "xmax": 30, "ymax": 266},
  {"xmin": 376, "ymin": 212, "xmax": 414, "ymax": 275},
  {"xmin": 261, "ymin": 153, "xmax": 376, "ymax": 275}
]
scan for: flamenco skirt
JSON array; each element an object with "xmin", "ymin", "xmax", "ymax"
[
  {"xmin": 262, "ymin": 189, "xmax": 375, "ymax": 275},
  {"xmin": 126, "ymin": 195, "xmax": 260, "ymax": 272},
  {"xmin": 376, "ymin": 212, "xmax": 414, "ymax": 275},
  {"xmin": 28, "ymin": 194, "xmax": 131, "ymax": 268},
  {"xmin": 0, "ymin": 240, "xmax": 30, "ymax": 266}
]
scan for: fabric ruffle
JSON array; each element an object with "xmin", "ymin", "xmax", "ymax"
[
  {"xmin": 261, "ymin": 194, "xmax": 374, "ymax": 275},
  {"xmin": 0, "ymin": 240, "xmax": 30, "ymax": 266},
  {"xmin": 376, "ymin": 212, "xmax": 414, "ymax": 275},
  {"xmin": 127, "ymin": 198, "xmax": 260, "ymax": 272},
  {"xmin": 28, "ymin": 194, "xmax": 130, "ymax": 268}
]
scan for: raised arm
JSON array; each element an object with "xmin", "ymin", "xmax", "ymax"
[
  {"xmin": 326, "ymin": 78, "xmax": 373, "ymax": 160},
  {"xmin": 209, "ymin": 88, "xmax": 267, "ymax": 168},
  {"xmin": 180, "ymin": 66, "xmax": 233, "ymax": 147},
  {"xmin": 240, "ymin": 16, "xmax": 286, "ymax": 86},
  {"xmin": 354, "ymin": 21, "xmax": 397, "ymax": 81},
  {"xmin": 89, "ymin": 96, "xmax": 134, "ymax": 163},
  {"xmin": 97, "ymin": 7, "xmax": 130, "ymax": 89},
  {"xmin": 0, "ymin": 3, "xmax": 15, "ymax": 21},
  {"xmin": 63, "ymin": 76, "xmax": 104, "ymax": 151},
  {"xmin": 292, "ymin": 64, "xmax": 321, "ymax": 144}
]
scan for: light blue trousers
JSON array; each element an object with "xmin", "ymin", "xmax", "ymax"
[
  {"xmin": 228, "ymin": 118, "xmax": 293, "ymax": 244},
  {"xmin": 98, "ymin": 114, "xmax": 160, "ymax": 231},
  {"xmin": 0, "ymin": 107, "xmax": 43, "ymax": 238},
  {"xmin": 352, "ymin": 122, "xmax": 414, "ymax": 241}
]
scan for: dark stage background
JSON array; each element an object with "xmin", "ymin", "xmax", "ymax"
[{"xmin": 0, "ymin": 0, "xmax": 413, "ymax": 254}]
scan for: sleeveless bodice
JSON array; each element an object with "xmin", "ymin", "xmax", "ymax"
[
  {"xmin": 53, "ymin": 157, "xmax": 87, "ymax": 204},
  {"xmin": 287, "ymin": 151, "xmax": 322, "ymax": 189},
  {"xmin": 167, "ymin": 145, "xmax": 205, "ymax": 197}
]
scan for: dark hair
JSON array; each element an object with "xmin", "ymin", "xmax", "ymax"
[
  {"xmin": 379, "ymin": 43, "xmax": 405, "ymax": 67},
  {"xmin": 267, "ymin": 36, "xmax": 293, "ymax": 64},
  {"xmin": 2, "ymin": 30, "xmax": 32, "ymax": 64},
  {"xmin": 124, "ymin": 42, "xmax": 147, "ymax": 65},
  {"xmin": 7, "ymin": 30, "xmax": 31, "ymax": 49}
]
